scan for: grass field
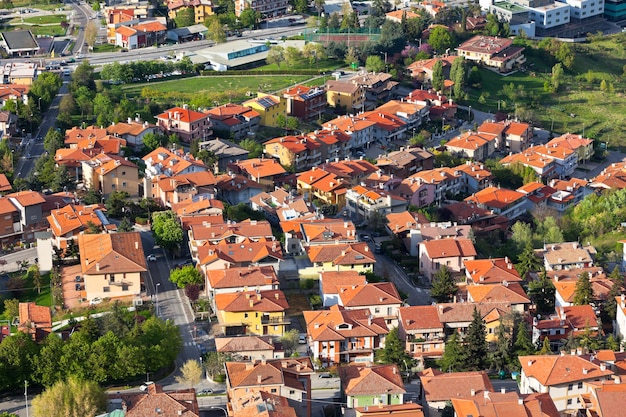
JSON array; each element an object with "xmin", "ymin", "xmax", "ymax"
[
  {"xmin": 20, "ymin": 14, "xmax": 66, "ymax": 24},
  {"xmin": 93, "ymin": 43, "xmax": 118, "ymax": 53},
  {"xmin": 257, "ymin": 57, "xmax": 342, "ymax": 72},
  {"xmin": 9, "ymin": 23, "xmax": 66, "ymax": 36}
]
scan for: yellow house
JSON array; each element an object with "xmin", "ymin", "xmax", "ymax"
[
  {"xmin": 483, "ymin": 308, "xmax": 509, "ymax": 344},
  {"xmin": 324, "ymin": 79, "xmax": 365, "ymax": 113},
  {"xmin": 214, "ymin": 289, "xmax": 289, "ymax": 337},
  {"xmin": 305, "ymin": 242, "xmax": 375, "ymax": 273},
  {"xmin": 243, "ymin": 93, "xmax": 286, "ymax": 127},
  {"xmin": 167, "ymin": 0, "xmax": 214, "ymax": 24},
  {"xmin": 81, "ymin": 154, "xmax": 141, "ymax": 198},
  {"xmin": 78, "ymin": 232, "xmax": 147, "ymax": 303}
]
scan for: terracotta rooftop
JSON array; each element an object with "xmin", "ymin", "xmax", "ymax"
[
  {"xmin": 215, "ymin": 335, "xmax": 275, "ymax": 353},
  {"xmin": 399, "ymin": 305, "xmax": 444, "ymax": 332},
  {"xmin": 467, "ymin": 282, "xmax": 530, "ymax": 305},
  {"xmin": 7, "ymin": 190, "xmax": 45, "ymax": 207},
  {"xmin": 446, "ymin": 131, "xmax": 497, "ymax": 150},
  {"xmin": 339, "ymin": 364, "xmax": 405, "ymax": 397},
  {"xmin": 47, "ymin": 204, "xmax": 103, "ymax": 237},
  {"xmin": 419, "ymin": 368, "xmax": 494, "ymax": 401},
  {"xmin": 207, "ymin": 265, "xmax": 278, "ymax": 290},
  {"xmin": 234, "ymin": 158, "xmax": 287, "ymax": 179},
  {"xmin": 65, "ymin": 126, "xmax": 108, "ymax": 144},
  {"xmin": 386, "ymin": 211, "xmax": 421, "ymax": 235},
  {"xmin": 520, "ymin": 354, "xmax": 613, "ymax": 386},
  {"xmin": 156, "ymin": 106, "xmax": 209, "ymax": 123},
  {"xmin": 108, "ymin": 384, "xmax": 199, "ymax": 417},
  {"xmin": 190, "ymin": 219, "xmax": 272, "ymax": 242},
  {"xmin": 225, "ymin": 357, "xmax": 314, "ymax": 389},
  {"xmin": 230, "ymin": 391, "xmax": 297, "ymax": 417},
  {"xmin": 465, "ymin": 186, "xmax": 526, "ymax": 209},
  {"xmin": 196, "ymin": 239, "xmax": 283, "ymax": 266},
  {"xmin": 215, "ymin": 289, "xmax": 289, "ymax": 313},
  {"xmin": 306, "ymin": 242, "xmax": 375, "ymax": 266},
  {"xmin": 144, "ymin": 147, "xmax": 207, "ymax": 177},
  {"xmin": 464, "ymin": 258, "xmax": 522, "ymax": 284},
  {"xmin": 319, "ymin": 271, "xmax": 365, "ymax": 296},
  {"xmin": 304, "ymin": 305, "xmax": 389, "ymax": 342},
  {"xmin": 547, "ymin": 133, "xmax": 593, "ymax": 150},
  {"xmin": 452, "ymin": 392, "xmax": 559, "ymax": 417},
  {"xmin": 422, "ymin": 238, "xmax": 477, "ymax": 259},
  {"xmin": 78, "ymin": 232, "xmax": 147, "ymax": 275},
  {"xmin": 338, "ymin": 282, "xmax": 401, "ymax": 307}
]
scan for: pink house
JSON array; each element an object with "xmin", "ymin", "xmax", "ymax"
[{"xmin": 418, "ymin": 238, "xmax": 477, "ymax": 281}]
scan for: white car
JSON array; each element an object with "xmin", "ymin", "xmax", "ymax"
[
  {"xmin": 89, "ymin": 297, "xmax": 102, "ymax": 305},
  {"xmin": 299, "ymin": 334, "xmax": 307, "ymax": 344},
  {"xmin": 139, "ymin": 381, "xmax": 154, "ymax": 391},
  {"xmin": 147, "ymin": 254, "xmax": 157, "ymax": 262}
]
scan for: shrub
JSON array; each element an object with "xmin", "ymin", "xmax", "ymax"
[
  {"xmin": 135, "ymin": 217, "xmax": 148, "ymax": 225},
  {"xmin": 300, "ymin": 278, "xmax": 316, "ymax": 290}
]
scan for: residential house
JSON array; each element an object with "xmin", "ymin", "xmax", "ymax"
[
  {"xmin": 306, "ymin": 129, "xmax": 351, "ymax": 161},
  {"xmin": 405, "ymin": 89, "xmax": 457, "ymax": 121},
  {"xmin": 155, "ymin": 105, "xmax": 212, "ymax": 142},
  {"xmin": 0, "ymin": 110, "xmax": 17, "ymax": 137},
  {"xmin": 452, "ymin": 392, "xmax": 560, "ymax": 417},
  {"xmin": 325, "ymin": 79, "xmax": 365, "ymax": 113},
  {"xmin": 205, "ymin": 103, "xmax": 260, "ymax": 141},
  {"xmin": 243, "ymin": 93, "xmax": 286, "ymax": 128},
  {"xmin": 376, "ymin": 99, "xmax": 429, "ymax": 130},
  {"xmin": 398, "ymin": 306, "xmax": 445, "ymax": 364},
  {"xmin": 591, "ymin": 162, "xmax": 626, "ymax": 190},
  {"xmin": 445, "ymin": 131, "xmax": 497, "ymax": 161},
  {"xmin": 548, "ymin": 178, "xmax": 591, "ymax": 206},
  {"xmin": 318, "ymin": 270, "xmax": 366, "ymax": 307},
  {"xmin": 348, "ymin": 72, "xmax": 399, "ymax": 109},
  {"xmin": 17, "ymin": 302, "xmax": 51, "ymax": 342},
  {"xmin": 547, "ymin": 133, "xmax": 594, "ymax": 164},
  {"xmin": 319, "ymin": 160, "xmax": 379, "ymax": 185},
  {"xmin": 0, "ymin": 174, "xmax": 11, "ymax": 194},
  {"xmin": 106, "ymin": 119, "xmax": 159, "ymax": 150},
  {"xmin": 398, "ymin": 168, "xmax": 462, "ymax": 208},
  {"xmin": 532, "ymin": 143, "xmax": 578, "ymax": 178},
  {"xmin": 230, "ymin": 158, "xmax": 287, "ymax": 191},
  {"xmin": 64, "ymin": 126, "xmax": 108, "ymax": 147},
  {"xmin": 323, "ymin": 115, "xmax": 375, "ymax": 151},
  {"xmin": 339, "ymin": 364, "xmax": 406, "ymax": 409},
  {"xmin": 303, "ymin": 305, "xmax": 389, "ymax": 365},
  {"xmin": 77, "ymin": 232, "xmax": 147, "ymax": 303},
  {"xmin": 532, "ymin": 305, "xmax": 601, "ymax": 348},
  {"xmin": 108, "ymin": 384, "xmax": 199, "ymax": 417},
  {"xmin": 454, "ymin": 161, "xmax": 493, "ymax": 194},
  {"xmin": 0, "ymin": 196, "xmax": 23, "ymax": 247},
  {"xmin": 7, "ymin": 191, "xmax": 46, "ymax": 241},
  {"xmin": 376, "ymin": 147, "xmax": 434, "ymax": 178},
  {"xmin": 542, "ymin": 241, "xmax": 596, "ymax": 271},
  {"xmin": 215, "ymin": 335, "xmax": 284, "ymax": 360},
  {"xmin": 359, "ymin": 111, "xmax": 407, "ymax": 145},
  {"xmin": 578, "ymin": 380, "xmax": 626, "ymax": 417},
  {"xmin": 463, "ymin": 257, "xmax": 523, "ymax": 285},
  {"xmin": 224, "ymin": 358, "xmax": 314, "ymax": 417},
  {"xmin": 614, "ymin": 295, "xmax": 626, "ymax": 343},
  {"xmin": 419, "ymin": 368, "xmax": 494, "ymax": 412},
  {"xmin": 465, "ymin": 186, "xmax": 527, "ymax": 220},
  {"xmin": 214, "ymin": 289, "xmax": 289, "ymax": 337},
  {"xmin": 264, "ymin": 135, "xmax": 322, "ymax": 171},
  {"xmin": 517, "ymin": 181, "xmax": 557, "ymax": 211},
  {"xmin": 443, "ymin": 201, "xmax": 510, "ymax": 234},
  {"xmin": 82, "ymin": 154, "xmax": 141, "ymax": 198},
  {"xmin": 115, "ymin": 21, "xmax": 168, "ymax": 49},
  {"xmin": 199, "ymin": 138, "xmax": 249, "ymax": 172},
  {"xmin": 282, "ymin": 85, "xmax": 326, "ymax": 121},
  {"xmin": 337, "ymin": 282, "xmax": 402, "ymax": 327},
  {"xmin": 47, "ymin": 204, "xmax": 104, "ymax": 248},
  {"xmin": 519, "ymin": 354, "xmax": 614, "ymax": 413},
  {"xmin": 435, "ymin": 302, "xmax": 513, "ymax": 336},
  {"xmin": 500, "ymin": 149, "xmax": 557, "ymax": 179},
  {"xmin": 551, "ymin": 268, "xmax": 615, "ymax": 308},
  {"xmin": 385, "ymin": 211, "xmax": 424, "ymax": 243},
  {"xmin": 195, "ymin": 239, "xmax": 283, "ymax": 273},
  {"xmin": 306, "ymin": 242, "xmax": 375, "ymax": 274},
  {"xmin": 503, "ymin": 120, "xmax": 533, "ymax": 153},
  {"xmin": 215, "ymin": 173, "xmax": 263, "ymax": 205},
  {"xmin": 189, "ymin": 219, "xmax": 274, "ymax": 259},
  {"xmin": 0, "ymin": 62, "xmax": 38, "ymax": 84},
  {"xmin": 418, "ymin": 238, "xmax": 477, "ymax": 282},
  {"xmin": 167, "ymin": 0, "xmax": 214, "ymax": 24},
  {"xmin": 299, "ymin": 219, "xmax": 358, "ymax": 247},
  {"xmin": 173, "ymin": 197, "xmax": 223, "ymax": 218},
  {"xmin": 344, "ymin": 185, "xmax": 408, "ymax": 222},
  {"xmin": 466, "ymin": 283, "xmax": 530, "ymax": 313},
  {"xmin": 150, "ymin": 171, "xmax": 216, "ymax": 207},
  {"xmin": 385, "ymin": 9, "xmax": 419, "ymax": 22},
  {"xmin": 230, "ymin": 392, "xmax": 297, "ymax": 417},
  {"xmin": 296, "ymin": 170, "xmax": 348, "ymax": 207},
  {"xmin": 456, "ymin": 35, "xmax": 526, "ymax": 72},
  {"xmin": 406, "ymin": 56, "xmax": 458, "ymax": 84},
  {"xmin": 249, "ymin": 189, "xmax": 312, "ymax": 225},
  {"xmin": 205, "ymin": 265, "xmax": 278, "ymax": 300},
  {"xmin": 234, "ymin": 0, "xmax": 288, "ymax": 17},
  {"xmin": 143, "ymin": 147, "xmax": 208, "ymax": 181},
  {"xmin": 0, "ymin": 84, "xmax": 29, "ymax": 107}
]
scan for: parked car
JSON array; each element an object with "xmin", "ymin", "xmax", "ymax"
[
  {"xmin": 298, "ymin": 334, "xmax": 307, "ymax": 344},
  {"xmin": 139, "ymin": 381, "xmax": 154, "ymax": 391},
  {"xmin": 318, "ymin": 373, "xmax": 332, "ymax": 378},
  {"xmin": 200, "ymin": 388, "xmax": 213, "ymax": 395},
  {"xmin": 89, "ymin": 297, "xmax": 102, "ymax": 305},
  {"xmin": 147, "ymin": 254, "xmax": 157, "ymax": 262}
]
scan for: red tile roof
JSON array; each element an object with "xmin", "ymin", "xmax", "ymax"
[
  {"xmin": 339, "ymin": 364, "xmax": 405, "ymax": 397},
  {"xmin": 78, "ymin": 232, "xmax": 147, "ymax": 275},
  {"xmin": 338, "ymin": 282, "xmax": 401, "ymax": 307},
  {"xmin": 319, "ymin": 271, "xmax": 365, "ymax": 296},
  {"xmin": 215, "ymin": 289, "xmax": 289, "ymax": 313},
  {"xmin": 520, "ymin": 355, "xmax": 613, "ymax": 386},
  {"xmin": 465, "ymin": 186, "xmax": 526, "ymax": 209},
  {"xmin": 156, "ymin": 107, "xmax": 209, "ymax": 123},
  {"xmin": 207, "ymin": 265, "xmax": 278, "ymax": 290},
  {"xmin": 422, "ymin": 238, "xmax": 477, "ymax": 259},
  {"xmin": 399, "ymin": 306, "xmax": 443, "ymax": 332},
  {"xmin": 304, "ymin": 305, "xmax": 389, "ymax": 341},
  {"xmin": 419, "ymin": 368, "xmax": 494, "ymax": 401},
  {"xmin": 464, "ymin": 258, "xmax": 522, "ymax": 284},
  {"xmin": 306, "ymin": 242, "xmax": 375, "ymax": 266}
]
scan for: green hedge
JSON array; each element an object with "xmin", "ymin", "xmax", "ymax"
[{"xmin": 199, "ymin": 69, "xmax": 322, "ymax": 76}]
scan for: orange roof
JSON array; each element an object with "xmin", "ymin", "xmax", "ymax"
[
  {"xmin": 190, "ymin": 219, "xmax": 272, "ymax": 242},
  {"xmin": 309, "ymin": 172, "xmax": 346, "ymax": 193},
  {"xmin": 386, "ymin": 211, "xmax": 420, "ymax": 235},
  {"xmin": 377, "ymin": 99, "xmax": 427, "ymax": 116},
  {"xmin": 520, "ymin": 355, "xmax": 614, "ymax": 386},
  {"xmin": 547, "ymin": 133, "xmax": 593, "ymax": 150},
  {"xmin": 501, "ymin": 151, "xmax": 554, "ymax": 170},
  {"xmin": 115, "ymin": 25, "xmax": 137, "ymax": 36},
  {"xmin": 206, "ymin": 103, "xmax": 260, "ymax": 120},
  {"xmin": 360, "ymin": 111, "xmax": 406, "ymax": 131},
  {"xmin": 75, "ymin": 136, "xmax": 126, "ymax": 154},
  {"xmin": 454, "ymin": 162, "xmax": 492, "ymax": 180},
  {"xmin": 215, "ymin": 289, "xmax": 288, "ymax": 312},
  {"xmin": 399, "ymin": 306, "xmax": 443, "ymax": 331},
  {"xmin": 133, "ymin": 21, "xmax": 167, "ymax": 32},
  {"xmin": 297, "ymin": 167, "xmax": 331, "ymax": 186},
  {"xmin": 47, "ymin": 204, "xmax": 103, "ymax": 237},
  {"xmin": 410, "ymin": 167, "xmax": 458, "ymax": 185},
  {"xmin": 265, "ymin": 135, "xmax": 321, "ymax": 154},
  {"xmin": 452, "ymin": 392, "xmax": 559, "ymax": 417},
  {"xmin": 338, "ymin": 282, "xmax": 401, "ymax": 307},
  {"xmin": 214, "ymin": 173, "xmax": 262, "ymax": 192},
  {"xmin": 7, "ymin": 190, "xmax": 45, "ymax": 207},
  {"xmin": 143, "ymin": 147, "xmax": 207, "ymax": 176},
  {"xmin": 465, "ymin": 186, "xmax": 526, "ymax": 209},
  {"xmin": 91, "ymin": 154, "xmax": 137, "ymax": 176},
  {"xmin": 406, "ymin": 56, "xmax": 457, "ymax": 73},
  {"xmin": 477, "ymin": 121, "xmax": 507, "ymax": 136},
  {"xmin": 339, "ymin": 364, "xmax": 405, "ymax": 396},
  {"xmin": 18, "ymin": 302, "xmax": 51, "ymax": 329},
  {"xmin": 320, "ymin": 159, "xmax": 378, "ymax": 179},
  {"xmin": 306, "ymin": 242, "xmax": 375, "ymax": 266},
  {"xmin": 156, "ymin": 107, "xmax": 209, "ymax": 124},
  {"xmin": 234, "ymin": 158, "xmax": 286, "ymax": 179},
  {"xmin": 505, "ymin": 121, "xmax": 531, "ymax": 136},
  {"xmin": 78, "ymin": 232, "xmax": 147, "ymax": 275},
  {"xmin": 323, "ymin": 116, "xmax": 376, "ymax": 133},
  {"xmin": 464, "ymin": 258, "xmax": 522, "ymax": 284},
  {"xmin": 304, "ymin": 305, "xmax": 389, "ymax": 341},
  {"xmin": 386, "ymin": 9, "xmax": 419, "ymax": 19},
  {"xmin": 0, "ymin": 173, "xmax": 11, "ymax": 192},
  {"xmin": 65, "ymin": 126, "xmax": 108, "ymax": 144},
  {"xmin": 0, "ymin": 196, "xmax": 17, "ymax": 215},
  {"xmin": 179, "ymin": 213, "xmax": 224, "ymax": 230},
  {"xmin": 422, "ymin": 238, "xmax": 476, "ymax": 259},
  {"xmin": 225, "ymin": 357, "xmax": 314, "ymax": 389},
  {"xmin": 155, "ymin": 170, "xmax": 216, "ymax": 192},
  {"xmin": 533, "ymin": 143, "xmax": 577, "ymax": 160},
  {"xmin": 446, "ymin": 131, "xmax": 497, "ymax": 151},
  {"xmin": 420, "ymin": 369, "xmax": 494, "ymax": 401},
  {"xmin": 173, "ymin": 198, "xmax": 223, "ymax": 217},
  {"xmin": 207, "ymin": 265, "xmax": 278, "ymax": 290},
  {"xmin": 107, "ymin": 121, "xmax": 156, "ymax": 137},
  {"xmin": 196, "ymin": 240, "xmax": 283, "ymax": 266},
  {"xmin": 467, "ymin": 283, "xmax": 530, "ymax": 305},
  {"xmin": 319, "ymin": 271, "xmax": 365, "ymax": 295}
]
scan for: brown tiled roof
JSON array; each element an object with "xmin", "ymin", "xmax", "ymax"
[
  {"xmin": 190, "ymin": 219, "xmax": 272, "ymax": 242},
  {"xmin": 543, "ymin": 242, "xmax": 595, "ymax": 267},
  {"xmin": 107, "ymin": 121, "xmax": 156, "ymax": 136},
  {"xmin": 144, "ymin": 147, "xmax": 207, "ymax": 176},
  {"xmin": 0, "ymin": 196, "xmax": 18, "ymax": 214},
  {"xmin": 399, "ymin": 306, "xmax": 443, "ymax": 332},
  {"xmin": 339, "ymin": 364, "xmax": 405, "ymax": 397},
  {"xmin": 65, "ymin": 126, "xmax": 108, "ymax": 144},
  {"xmin": 423, "ymin": 238, "xmax": 476, "ymax": 259},
  {"xmin": 467, "ymin": 283, "xmax": 530, "ymax": 305},
  {"xmin": 304, "ymin": 305, "xmax": 389, "ymax": 341},
  {"xmin": 18, "ymin": 302, "xmax": 51, "ymax": 330},
  {"xmin": 180, "ymin": 214, "xmax": 224, "ymax": 230},
  {"xmin": 338, "ymin": 282, "xmax": 401, "ymax": 307},
  {"xmin": 0, "ymin": 173, "xmax": 11, "ymax": 192},
  {"xmin": 301, "ymin": 219, "xmax": 357, "ymax": 243},
  {"xmin": 319, "ymin": 271, "xmax": 365, "ymax": 295},
  {"xmin": 306, "ymin": 242, "xmax": 375, "ymax": 266},
  {"xmin": 196, "ymin": 239, "xmax": 283, "ymax": 266},
  {"xmin": 215, "ymin": 335, "xmax": 274, "ymax": 353},
  {"xmin": 207, "ymin": 265, "xmax": 278, "ymax": 289},
  {"xmin": 452, "ymin": 391, "xmax": 559, "ymax": 417},
  {"xmin": 386, "ymin": 211, "xmax": 421, "ymax": 235},
  {"xmin": 78, "ymin": 232, "xmax": 147, "ymax": 275},
  {"xmin": 464, "ymin": 258, "xmax": 522, "ymax": 284},
  {"xmin": 231, "ymin": 391, "xmax": 297, "ymax": 417},
  {"xmin": 436, "ymin": 302, "xmax": 513, "ymax": 325},
  {"xmin": 173, "ymin": 198, "xmax": 224, "ymax": 217},
  {"xmin": 214, "ymin": 290, "xmax": 288, "ymax": 313},
  {"xmin": 225, "ymin": 357, "xmax": 314, "ymax": 388},
  {"xmin": 234, "ymin": 158, "xmax": 287, "ymax": 179},
  {"xmin": 519, "ymin": 355, "xmax": 613, "ymax": 386},
  {"xmin": 419, "ymin": 368, "xmax": 494, "ymax": 401},
  {"xmin": 109, "ymin": 384, "xmax": 199, "ymax": 417},
  {"xmin": 215, "ymin": 173, "xmax": 262, "ymax": 192},
  {"xmin": 155, "ymin": 171, "xmax": 216, "ymax": 192},
  {"xmin": 47, "ymin": 204, "xmax": 103, "ymax": 237},
  {"xmin": 7, "ymin": 190, "xmax": 45, "ymax": 207}
]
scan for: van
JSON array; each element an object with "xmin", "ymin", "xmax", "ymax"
[{"xmin": 63, "ymin": 69, "xmax": 71, "ymax": 76}]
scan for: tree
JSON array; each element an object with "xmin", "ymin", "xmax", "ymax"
[
  {"xmin": 604, "ymin": 267, "xmax": 624, "ymax": 319},
  {"xmin": 430, "ymin": 266, "xmax": 457, "ymax": 303},
  {"xmin": 105, "ymin": 191, "xmax": 130, "ymax": 218},
  {"xmin": 29, "ymin": 265, "xmax": 42, "ymax": 294},
  {"xmin": 573, "ymin": 271, "xmax": 593, "ymax": 305},
  {"xmin": 3, "ymin": 298, "xmax": 19, "ymax": 321},
  {"xmin": 169, "ymin": 265, "xmax": 203, "ymax": 289},
  {"xmin": 280, "ymin": 329, "xmax": 300, "ymax": 356},
  {"xmin": 31, "ymin": 377, "xmax": 106, "ymax": 417},
  {"xmin": 431, "ymin": 59, "xmax": 444, "ymax": 92},
  {"xmin": 344, "ymin": 46, "xmax": 359, "ymax": 68},
  {"xmin": 118, "ymin": 217, "xmax": 133, "ymax": 232},
  {"xmin": 59, "ymin": 94, "xmax": 76, "ymax": 116},
  {"xmin": 428, "ymin": 26, "xmax": 453, "ymax": 52},
  {"xmin": 0, "ymin": 331, "xmax": 38, "ymax": 391},
  {"xmin": 293, "ymin": 0, "xmax": 308, "ymax": 13},
  {"xmin": 489, "ymin": 319, "xmax": 511, "ymax": 372},
  {"xmin": 44, "ymin": 129, "xmax": 64, "ymax": 155},
  {"xmin": 204, "ymin": 351, "xmax": 228, "ymax": 378},
  {"xmin": 377, "ymin": 327, "xmax": 413, "ymax": 369},
  {"xmin": 510, "ymin": 221, "xmax": 533, "ymax": 254},
  {"xmin": 284, "ymin": 47, "xmax": 302, "ymax": 67},
  {"xmin": 85, "ymin": 21, "xmax": 98, "ymax": 49},
  {"xmin": 184, "ymin": 284, "xmax": 201, "ymax": 302},
  {"xmin": 550, "ymin": 63, "xmax": 564, "ymax": 92},
  {"xmin": 174, "ymin": 8, "xmax": 196, "ymax": 28},
  {"xmin": 239, "ymin": 138, "xmax": 263, "ymax": 158},
  {"xmin": 175, "ymin": 359, "xmax": 203, "ymax": 388},
  {"xmin": 151, "ymin": 211, "xmax": 184, "ymax": 251},
  {"xmin": 239, "ymin": 9, "xmax": 258, "ymax": 28},
  {"xmin": 513, "ymin": 320, "xmax": 534, "ymax": 357},
  {"xmin": 302, "ymin": 42, "xmax": 326, "ymax": 65},
  {"xmin": 528, "ymin": 269, "xmax": 555, "ymax": 314},
  {"xmin": 365, "ymin": 55, "xmax": 385, "ymax": 73},
  {"xmin": 143, "ymin": 132, "xmax": 168, "ymax": 152},
  {"xmin": 205, "ymin": 15, "xmax": 226, "ymax": 43},
  {"xmin": 439, "ymin": 332, "xmax": 463, "ymax": 372},
  {"xmin": 516, "ymin": 242, "xmax": 540, "ymax": 280},
  {"xmin": 453, "ymin": 61, "xmax": 465, "ymax": 100},
  {"xmin": 328, "ymin": 12, "xmax": 340, "ymax": 30},
  {"xmin": 266, "ymin": 46, "xmax": 285, "ymax": 69},
  {"xmin": 538, "ymin": 335, "xmax": 552, "ymax": 354},
  {"xmin": 464, "ymin": 307, "xmax": 488, "ymax": 371}
]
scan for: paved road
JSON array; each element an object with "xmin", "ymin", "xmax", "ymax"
[{"xmin": 0, "ymin": 247, "xmax": 37, "ymax": 274}]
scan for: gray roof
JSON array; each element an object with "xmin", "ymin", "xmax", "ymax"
[
  {"xmin": 1, "ymin": 30, "xmax": 39, "ymax": 52},
  {"xmin": 169, "ymin": 24, "xmax": 208, "ymax": 37},
  {"xmin": 200, "ymin": 138, "xmax": 249, "ymax": 159}
]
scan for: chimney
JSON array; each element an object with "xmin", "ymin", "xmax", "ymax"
[
  {"xmin": 582, "ymin": 368, "xmax": 588, "ymax": 375},
  {"xmin": 501, "ymin": 388, "xmax": 505, "ymax": 394},
  {"xmin": 527, "ymin": 360, "xmax": 533, "ymax": 366},
  {"xmin": 517, "ymin": 398, "xmax": 523, "ymax": 405},
  {"xmin": 471, "ymin": 389, "xmax": 476, "ymax": 396},
  {"xmin": 600, "ymin": 363, "xmax": 607, "ymax": 371},
  {"xmin": 96, "ymin": 263, "xmax": 100, "ymax": 271},
  {"xmin": 257, "ymin": 374, "xmax": 262, "ymax": 384},
  {"xmin": 274, "ymin": 292, "xmax": 279, "ymax": 300},
  {"xmin": 392, "ymin": 367, "xmax": 397, "ymax": 374},
  {"xmin": 135, "ymin": 241, "xmax": 139, "ymax": 250},
  {"xmin": 249, "ymin": 299, "xmax": 254, "ymax": 308}
]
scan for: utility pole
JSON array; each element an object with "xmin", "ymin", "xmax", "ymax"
[{"xmin": 25, "ymin": 381, "xmax": 29, "ymax": 417}]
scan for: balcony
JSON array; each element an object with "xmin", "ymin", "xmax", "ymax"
[{"xmin": 261, "ymin": 316, "xmax": 290, "ymax": 325}]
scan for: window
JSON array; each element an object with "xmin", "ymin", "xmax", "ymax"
[
  {"xmin": 244, "ymin": 313, "xmax": 249, "ymax": 318},
  {"xmin": 111, "ymin": 184, "xmax": 116, "ymax": 189},
  {"xmin": 271, "ymin": 388, "xmax": 277, "ymax": 393},
  {"xmin": 567, "ymin": 399, "xmax": 572, "ymax": 405},
  {"xmin": 375, "ymin": 308, "xmax": 380, "ymax": 314},
  {"xmin": 578, "ymin": 382, "xmax": 583, "ymax": 389},
  {"xmin": 122, "ymin": 285, "xmax": 129, "ymax": 291},
  {"xmin": 568, "ymin": 384, "xmax": 573, "ymax": 390},
  {"xmin": 122, "ymin": 182, "xmax": 127, "ymax": 188},
  {"xmin": 122, "ymin": 171, "xmax": 126, "ymax": 176},
  {"xmin": 103, "ymin": 286, "xmax": 110, "ymax": 292}
]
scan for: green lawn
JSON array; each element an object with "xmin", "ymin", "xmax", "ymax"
[
  {"xmin": 20, "ymin": 14, "xmax": 66, "ymax": 24},
  {"xmin": 93, "ymin": 43, "xmax": 119, "ymax": 53},
  {"xmin": 257, "ymin": 57, "xmax": 343, "ymax": 72},
  {"xmin": 11, "ymin": 24, "xmax": 66, "ymax": 36}
]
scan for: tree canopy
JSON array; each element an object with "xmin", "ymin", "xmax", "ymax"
[
  {"xmin": 151, "ymin": 211, "xmax": 184, "ymax": 251},
  {"xmin": 430, "ymin": 266, "xmax": 457, "ymax": 303},
  {"xmin": 32, "ymin": 377, "xmax": 106, "ymax": 417},
  {"xmin": 169, "ymin": 265, "xmax": 203, "ymax": 289},
  {"xmin": 376, "ymin": 327, "xmax": 413, "ymax": 369}
]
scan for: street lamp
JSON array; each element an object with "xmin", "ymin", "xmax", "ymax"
[
  {"xmin": 468, "ymin": 105, "xmax": 472, "ymax": 122},
  {"xmin": 37, "ymin": 97, "xmax": 41, "ymax": 111},
  {"xmin": 155, "ymin": 282, "xmax": 161, "ymax": 316},
  {"xmin": 24, "ymin": 381, "xmax": 29, "ymax": 417}
]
